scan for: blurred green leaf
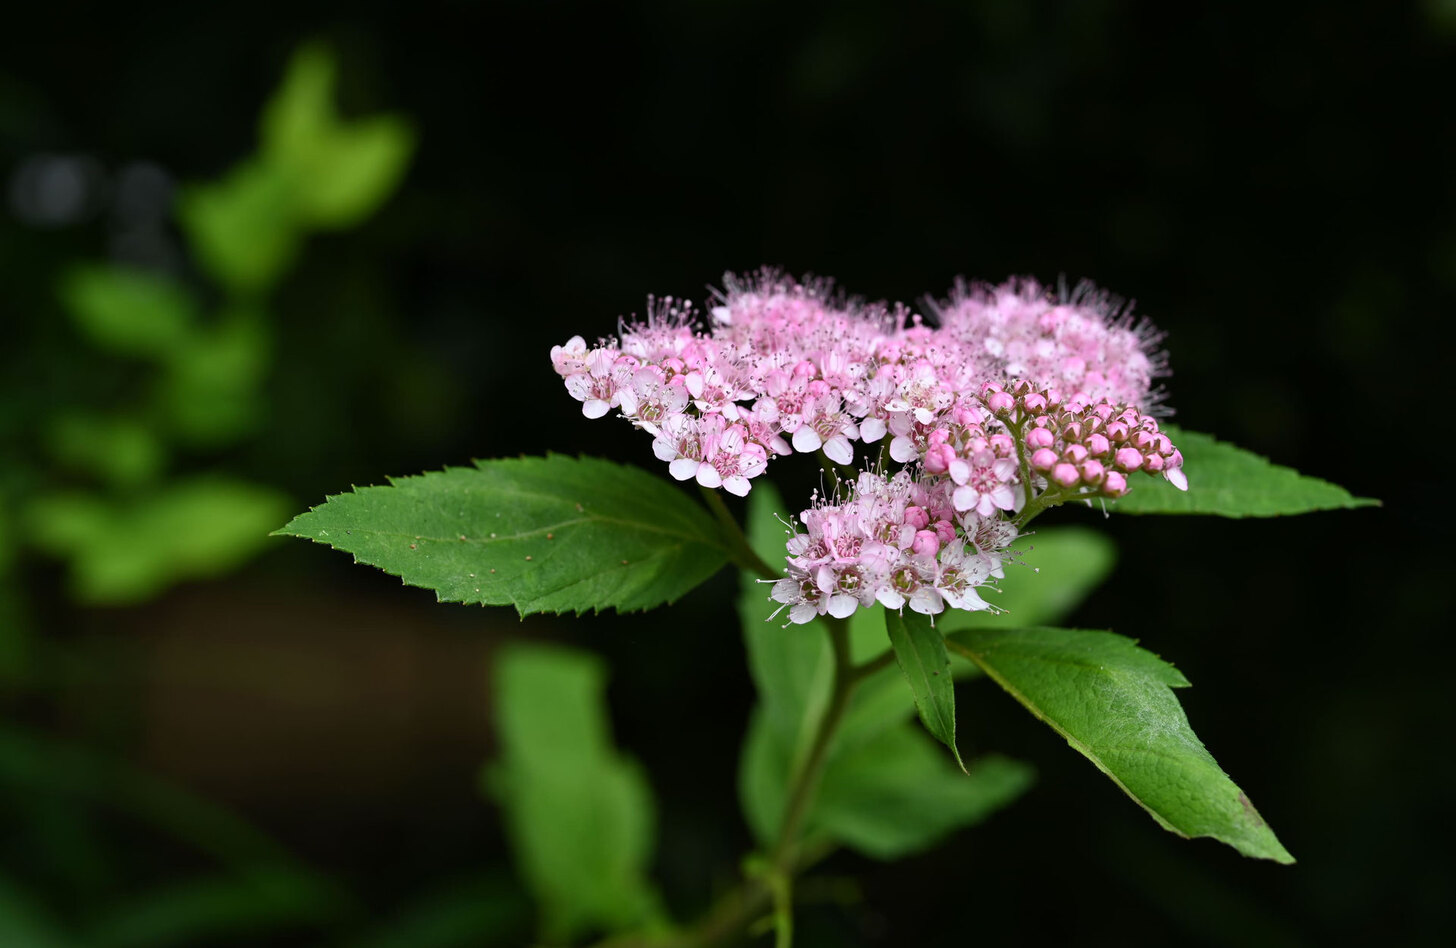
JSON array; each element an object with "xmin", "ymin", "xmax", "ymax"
[
  {"xmin": 261, "ymin": 44, "xmax": 416, "ymax": 229},
  {"xmin": 946, "ymin": 626, "xmax": 1294, "ymax": 863},
  {"xmin": 353, "ymin": 874, "xmax": 531, "ymax": 948},
  {"xmin": 278, "ymin": 455, "xmax": 729, "ymax": 615},
  {"xmin": 45, "ymin": 413, "xmax": 166, "ymax": 488},
  {"xmin": 26, "ymin": 478, "xmax": 290, "ymax": 604},
  {"xmin": 487, "ymin": 645, "xmax": 662, "ymax": 943},
  {"xmin": 884, "ymin": 607, "xmax": 965, "ymax": 771},
  {"xmin": 88, "ymin": 872, "xmax": 348, "ymax": 948},
  {"xmin": 938, "ymin": 526, "xmax": 1117, "ymax": 635},
  {"xmin": 0, "ymin": 875, "xmax": 75, "ymax": 948},
  {"xmin": 178, "ymin": 160, "xmax": 300, "ymax": 294},
  {"xmin": 1112, "ymin": 426, "xmax": 1378, "ymax": 517},
  {"xmin": 58, "ymin": 265, "xmax": 198, "ymax": 359},
  {"xmin": 158, "ymin": 310, "xmax": 271, "ymax": 445}
]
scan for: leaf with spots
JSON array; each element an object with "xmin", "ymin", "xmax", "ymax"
[
  {"xmin": 946, "ymin": 626, "xmax": 1293, "ymax": 863},
  {"xmin": 276, "ymin": 455, "xmax": 729, "ymax": 615},
  {"xmin": 1112, "ymin": 426, "xmax": 1378, "ymax": 517}
]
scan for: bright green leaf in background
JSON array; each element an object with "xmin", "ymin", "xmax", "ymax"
[
  {"xmin": 58, "ymin": 265, "xmax": 199, "ymax": 360},
  {"xmin": 938, "ymin": 526, "xmax": 1117, "ymax": 635},
  {"xmin": 157, "ymin": 309, "xmax": 271, "ymax": 445},
  {"xmin": 946, "ymin": 626, "xmax": 1293, "ymax": 863},
  {"xmin": 1112, "ymin": 426, "xmax": 1378, "ymax": 517},
  {"xmin": 25, "ymin": 479, "xmax": 290, "ymax": 605},
  {"xmin": 45, "ymin": 413, "xmax": 166, "ymax": 489},
  {"xmin": 278, "ymin": 455, "xmax": 729, "ymax": 616},
  {"xmin": 177, "ymin": 160, "xmax": 301, "ymax": 294},
  {"xmin": 737, "ymin": 484, "xmax": 1033, "ymax": 859},
  {"xmin": 884, "ymin": 607, "xmax": 966, "ymax": 771},
  {"xmin": 260, "ymin": 44, "xmax": 416, "ymax": 229},
  {"xmin": 486, "ymin": 646, "xmax": 662, "ymax": 943}
]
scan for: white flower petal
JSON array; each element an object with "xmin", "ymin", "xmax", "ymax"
[
  {"xmin": 889, "ymin": 436, "xmax": 917, "ymax": 463},
  {"xmin": 582, "ymin": 399, "xmax": 610, "ymax": 419},
  {"xmin": 791, "ymin": 427, "xmax": 823, "ymax": 453},
  {"xmin": 823, "ymin": 436, "xmax": 853, "ymax": 466},
  {"xmin": 668, "ymin": 458, "xmax": 699, "ymax": 481},
  {"xmin": 859, "ymin": 417, "xmax": 887, "ymax": 442},
  {"xmin": 696, "ymin": 465, "xmax": 722, "ymax": 489},
  {"xmin": 722, "ymin": 475, "xmax": 751, "ymax": 497}
]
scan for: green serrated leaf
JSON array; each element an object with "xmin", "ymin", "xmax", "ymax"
[
  {"xmin": 1113, "ymin": 426, "xmax": 1378, "ymax": 517},
  {"xmin": 58, "ymin": 265, "xmax": 198, "ymax": 359},
  {"xmin": 278, "ymin": 455, "xmax": 728, "ymax": 616},
  {"xmin": 946, "ymin": 626, "xmax": 1293, "ymax": 863},
  {"xmin": 884, "ymin": 607, "xmax": 966, "ymax": 772},
  {"xmin": 489, "ymin": 645, "xmax": 661, "ymax": 942}
]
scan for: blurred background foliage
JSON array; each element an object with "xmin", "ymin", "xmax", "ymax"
[{"xmin": 0, "ymin": 1, "xmax": 1451, "ymax": 945}]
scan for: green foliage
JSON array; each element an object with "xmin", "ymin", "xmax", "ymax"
[
  {"xmin": 179, "ymin": 43, "xmax": 415, "ymax": 293},
  {"xmin": 157, "ymin": 309, "xmax": 271, "ymax": 444},
  {"xmin": 938, "ymin": 526, "xmax": 1117, "ymax": 635},
  {"xmin": 737, "ymin": 484, "xmax": 1033, "ymax": 858},
  {"xmin": 1113, "ymin": 426, "xmax": 1378, "ymax": 517},
  {"xmin": 260, "ymin": 43, "xmax": 416, "ymax": 229},
  {"xmin": 278, "ymin": 455, "xmax": 729, "ymax": 616},
  {"xmin": 0, "ymin": 876, "xmax": 73, "ymax": 948},
  {"xmin": 26, "ymin": 479, "xmax": 289, "ymax": 604},
  {"xmin": 884, "ymin": 607, "xmax": 966, "ymax": 771},
  {"xmin": 45, "ymin": 413, "xmax": 166, "ymax": 489},
  {"xmin": 178, "ymin": 160, "xmax": 301, "ymax": 294},
  {"xmin": 58, "ymin": 265, "xmax": 198, "ymax": 360},
  {"xmin": 486, "ymin": 645, "xmax": 662, "ymax": 942},
  {"xmin": 946, "ymin": 626, "xmax": 1294, "ymax": 863}
]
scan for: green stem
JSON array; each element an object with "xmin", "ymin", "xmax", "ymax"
[{"xmin": 700, "ymin": 486, "xmax": 779, "ymax": 581}]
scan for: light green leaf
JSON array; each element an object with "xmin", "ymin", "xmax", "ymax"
[
  {"xmin": 26, "ymin": 479, "xmax": 290, "ymax": 605},
  {"xmin": 813, "ymin": 735, "xmax": 1033, "ymax": 859},
  {"xmin": 938, "ymin": 526, "xmax": 1117, "ymax": 635},
  {"xmin": 738, "ymin": 709, "xmax": 1033, "ymax": 859},
  {"xmin": 178, "ymin": 160, "xmax": 300, "ymax": 293},
  {"xmin": 884, "ymin": 607, "xmax": 965, "ymax": 772},
  {"xmin": 58, "ymin": 265, "xmax": 198, "ymax": 359},
  {"xmin": 261, "ymin": 44, "xmax": 415, "ymax": 229},
  {"xmin": 0, "ymin": 875, "xmax": 74, "ymax": 948},
  {"xmin": 487, "ymin": 645, "xmax": 661, "ymax": 942},
  {"xmin": 1113, "ymin": 426, "xmax": 1378, "ymax": 517},
  {"xmin": 946, "ymin": 626, "xmax": 1293, "ymax": 863},
  {"xmin": 279, "ymin": 455, "xmax": 728, "ymax": 616},
  {"xmin": 45, "ymin": 413, "xmax": 166, "ymax": 488},
  {"xmin": 158, "ymin": 309, "xmax": 271, "ymax": 445}
]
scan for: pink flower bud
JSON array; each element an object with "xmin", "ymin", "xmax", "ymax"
[
  {"xmin": 911, "ymin": 530, "xmax": 941, "ymax": 556},
  {"xmin": 1086, "ymin": 433, "xmax": 1110, "ymax": 456},
  {"xmin": 1114, "ymin": 447, "xmax": 1144, "ymax": 471},
  {"xmin": 987, "ymin": 391, "xmax": 1015, "ymax": 414},
  {"xmin": 1052, "ymin": 463, "xmax": 1081, "ymax": 488},
  {"xmin": 1080, "ymin": 459, "xmax": 1106, "ymax": 484},
  {"xmin": 903, "ymin": 505, "xmax": 930, "ymax": 530},
  {"xmin": 1142, "ymin": 453, "xmax": 1166, "ymax": 472},
  {"xmin": 1106, "ymin": 421, "xmax": 1130, "ymax": 442},
  {"xmin": 1026, "ymin": 426, "xmax": 1055, "ymax": 449},
  {"xmin": 1131, "ymin": 430, "xmax": 1154, "ymax": 451},
  {"xmin": 1103, "ymin": 471, "xmax": 1128, "ymax": 496},
  {"xmin": 1031, "ymin": 448, "xmax": 1059, "ymax": 471},
  {"xmin": 934, "ymin": 519, "xmax": 957, "ymax": 544},
  {"xmin": 989, "ymin": 433, "xmax": 1015, "ymax": 457},
  {"xmin": 1022, "ymin": 392, "xmax": 1047, "ymax": 413},
  {"xmin": 923, "ymin": 443, "xmax": 956, "ymax": 474},
  {"xmin": 1064, "ymin": 443, "xmax": 1090, "ymax": 464}
]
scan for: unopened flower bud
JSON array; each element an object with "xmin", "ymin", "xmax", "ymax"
[
  {"xmin": 1115, "ymin": 447, "xmax": 1144, "ymax": 471},
  {"xmin": 1052, "ymin": 463, "xmax": 1081, "ymax": 488},
  {"xmin": 1031, "ymin": 448, "xmax": 1059, "ymax": 471}
]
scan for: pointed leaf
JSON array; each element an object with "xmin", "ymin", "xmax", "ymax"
[
  {"xmin": 58, "ymin": 265, "xmax": 198, "ymax": 360},
  {"xmin": 488, "ymin": 645, "xmax": 661, "ymax": 942},
  {"xmin": 884, "ymin": 607, "xmax": 965, "ymax": 771},
  {"xmin": 278, "ymin": 455, "xmax": 728, "ymax": 616},
  {"xmin": 1113, "ymin": 427, "xmax": 1377, "ymax": 517},
  {"xmin": 947, "ymin": 626, "xmax": 1293, "ymax": 863}
]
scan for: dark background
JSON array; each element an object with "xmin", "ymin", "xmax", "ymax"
[{"xmin": 2, "ymin": 1, "xmax": 1452, "ymax": 945}]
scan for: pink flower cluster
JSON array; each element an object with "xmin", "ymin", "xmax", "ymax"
[
  {"xmin": 549, "ymin": 270, "xmax": 1167, "ymax": 497},
  {"xmin": 769, "ymin": 470, "xmax": 1019, "ymax": 623}
]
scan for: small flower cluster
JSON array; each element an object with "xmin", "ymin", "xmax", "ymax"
[
  {"xmin": 550, "ymin": 270, "xmax": 1167, "ymax": 496},
  {"xmin": 769, "ymin": 470, "xmax": 1019, "ymax": 623}
]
